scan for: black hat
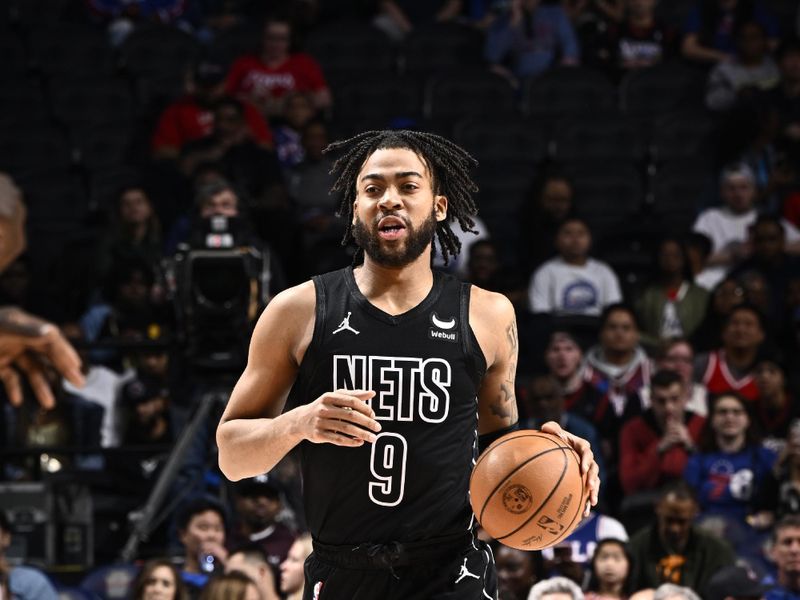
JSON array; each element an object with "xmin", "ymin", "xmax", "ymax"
[
  {"xmin": 232, "ymin": 473, "xmax": 283, "ymax": 499},
  {"xmin": 121, "ymin": 376, "xmax": 168, "ymax": 405},
  {"xmin": 194, "ymin": 60, "xmax": 226, "ymax": 86},
  {"xmin": 704, "ymin": 565, "xmax": 766, "ymax": 600}
]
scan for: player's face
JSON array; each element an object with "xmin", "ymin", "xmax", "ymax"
[
  {"xmin": 352, "ymin": 147, "xmax": 447, "ymax": 268},
  {"xmin": 179, "ymin": 510, "xmax": 225, "ymax": 557},
  {"xmin": 495, "ymin": 545, "xmax": 536, "ymax": 597},
  {"xmin": 651, "ymin": 382, "xmax": 686, "ymax": 426},
  {"xmin": 656, "ymin": 496, "xmax": 697, "ymax": 552},
  {"xmin": 280, "ymin": 540, "xmax": 308, "ymax": 593},
  {"xmin": 593, "ymin": 542, "xmax": 629, "ymax": 588},
  {"xmin": 711, "ymin": 396, "xmax": 749, "ymax": 439},
  {"xmin": 142, "ymin": 565, "xmax": 176, "ymax": 600},
  {"xmin": 545, "ymin": 335, "xmax": 582, "ymax": 379},
  {"xmin": 772, "ymin": 526, "xmax": 800, "ymax": 575}
]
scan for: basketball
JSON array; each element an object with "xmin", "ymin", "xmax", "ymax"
[{"xmin": 470, "ymin": 430, "xmax": 586, "ymax": 551}]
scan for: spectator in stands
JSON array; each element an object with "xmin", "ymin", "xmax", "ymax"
[
  {"xmin": 704, "ymin": 565, "xmax": 767, "ymax": 600},
  {"xmin": 706, "ymin": 21, "xmax": 780, "ymax": 111},
  {"xmin": 523, "ymin": 373, "xmax": 606, "ymax": 486},
  {"xmin": 228, "ymin": 475, "xmax": 296, "ymax": 573},
  {"xmin": 86, "ymin": 0, "xmax": 192, "ymax": 46},
  {"xmin": 694, "ymin": 163, "xmax": 800, "ymax": 277},
  {"xmin": 0, "ymin": 511, "xmax": 58, "ymax": 600},
  {"xmin": 225, "ymin": 545, "xmax": 280, "ymax": 600},
  {"xmin": 751, "ymin": 420, "xmax": 800, "ymax": 529},
  {"xmin": 681, "ymin": 0, "xmax": 779, "ymax": 65},
  {"xmin": 373, "ymin": 0, "xmax": 464, "ymax": 40},
  {"xmin": 765, "ymin": 515, "xmax": 800, "ymax": 600},
  {"xmin": 639, "ymin": 338, "xmax": 708, "ymax": 417},
  {"xmin": 494, "ymin": 542, "xmax": 542, "ymax": 600},
  {"xmin": 280, "ymin": 534, "xmax": 312, "ymax": 600},
  {"xmin": 695, "ymin": 303, "xmax": 765, "ymax": 401},
  {"xmin": 603, "ymin": 0, "xmax": 676, "ymax": 75},
  {"xmin": 544, "ymin": 330, "xmax": 604, "ymax": 427},
  {"xmin": 199, "ymin": 571, "xmax": 259, "ymax": 600},
  {"xmin": 485, "ymin": 0, "xmax": 580, "ymax": 84},
  {"xmin": 541, "ymin": 511, "xmax": 628, "ymax": 573},
  {"xmin": 152, "ymin": 60, "xmax": 273, "ymax": 162},
  {"xmin": 620, "ymin": 369, "xmax": 706, "ymax": 495},
  {"xmin": 131, "ymin": 558, "xmax": 188, "ymax": 600},
  {"xmin": 628, "ymin": 481, "xmax": 735, "ymax": 591},
  {"xmin": 529, "ymin": 218, "xmax": 622, "ymax": 316},
  {"xmin": 287, "ymin": 120, "xmax": 347, "ymax": 276},
  {"xmin": 96, "ymin": 185, "xmax": 164, "ymax": 283},
  {"xmin": 528, "ymin": 576, "xmax": 584, "ymax": 600},
  {"xmin": 637, "ymin": 237, "xmax": 709, "ymax": 348},
  {"xmin": 652, "ymin": 584, "xmax": 702, "ymax": 600},
  {"xmin": 181, "ymin": 98, "xmax": 287, "ymax": 213},
  {"xmin": 585, "ymin": 304, "xmax": 651, "ymax": 422},
  {"xmin": 225, "ymin": 16, "xmax": 331, "ymax": 116},
  {"xmin": 524, "ymin": 170, "xmax": 575, "ymax": 271},
  {"xmin": 754, "ymin": 353, "xmax": 800, "ymax": 445},
  {"xmin": 732, "ymin": 215, "xmax": 800, "ymax": 322},
  {"xmin": 691, "ymin": 277, "xmax": 744, "ymax": 352},
  {"xmin": 685, "ymin": 391, "xmax": 777, "ymax": 523},
  {"xmin": 119, "ymin": 374, "xmax": 174, "ymax": 445},
  {"xmin": 584, "ymin": 538, "xmax": 635, "ymax": 600},
  {"xmin": 466, "ymin": 240, "xmax": 501, "ymax": 290},
  {"xmin": 685, "ymin": 232, "xmax": 721, "ymax": 291},
  {"xmin": 272, "ymin": 92, "xmax": 316, "ymax": 169},
  {"xmin": 177, "ymin": 497, "xmax": 228, "ymax": 594}
]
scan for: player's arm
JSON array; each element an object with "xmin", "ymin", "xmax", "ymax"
[{"xmin": 216, "ymin": 282, "xmax": 380, "ymax": 481}]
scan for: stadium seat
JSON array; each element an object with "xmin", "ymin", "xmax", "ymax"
[
  {"xmin": 14, "ymin": 169, "xmax": 87, "ymax": 224},
  {"xmin": 0, "ymin": 83, "xmax": 50, "ymax": 127},
  {"xmin": 400, "ymin": 23, "xmax": 484, "ymax": 75},
  {"xmin": 424, "ymin": 69, "xmax": 516, "ymax": 121},
  {"xmin": 333, "ymin": 78, "xmax": 422, "ymax": 122},
  {"xmin": 453, "ymin": 117, "xmax": 547, "ymax": 166},
  {"xmin": 650, "ymin": 161, "xmax": 714, "ymax": 231},
  {"xmin": 621, "ymin": 62, "xmax": 706, "ymax": 115},
  {"xmin": 49, "ymin": 78, "xmax": 135, "ymax": 132},
  {"xmin": 30, "ymin": 25, "xmax": 114, "ymax": 77},
  {"xmin": 207, "ymin": 23, "xmax": 262, "ymax": 69},
  {"xmin": 522, "ymin": 67, "xmax": 617, "ymax": 118},
  {"xmin": 80, "ymin": 564, "xmax": 140, "ymax": 600},
  {"xmin": 651, "ymin": 111, "xmax": 718, "ymax": 164},
  {"xmin": 306, "ymin": 22, "xmax": 396, "ymax": 79},
  {"xmin": 553, "ymin": 116, "xmax": 646, "ymax": 162},
  {"xmin": 0, "ymin": 33, "xmax": 29, "ymax": 76},
  {"xmin": 73, "ymin": 126, "xmax": 133, "ymax": 171},
  {"xmin": 120, "ymin": 25, "xmax": 200, "ymax": 79},
  {"xmin": 0, "ymin": 125, "xmax": 73, "ymax": 174},
  {"xmin": 88, "ymin": 166, "xmax": 143, "ymax": 213},
  {"xmin": 654, "ymin": 0, "xmax": 696, "ymax": 27}
]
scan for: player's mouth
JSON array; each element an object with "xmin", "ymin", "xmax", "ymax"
[{"xmin": 377, "ymin": 216, "xmax": 407, "ymax": 240}]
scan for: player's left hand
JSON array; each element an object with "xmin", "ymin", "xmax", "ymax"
[{"xmin": 540, "ymin": 421, "xmax": 600, "ymax": 518}]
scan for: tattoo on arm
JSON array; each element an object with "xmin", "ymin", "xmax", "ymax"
[{"xmin": 490, "ymin": 319, "xmax": 520, "ymax": 424}]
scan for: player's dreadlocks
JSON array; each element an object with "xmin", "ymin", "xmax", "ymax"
[{"xmin": 323, "ymin": 130, "xmax": 479, "ymax": 265}]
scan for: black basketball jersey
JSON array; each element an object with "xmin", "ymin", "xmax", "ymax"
[{"xmin": 284, "ymin": 266, "xmax": 487, "ymax": 545}]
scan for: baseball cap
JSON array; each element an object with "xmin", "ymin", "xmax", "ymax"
[
  {"xmin": 232, "ymin": 473, "xmax": 283, "ymax": 499},
  {"xmin": 704, "ymin": 565, "xmax": 766, "ymax": 600}
]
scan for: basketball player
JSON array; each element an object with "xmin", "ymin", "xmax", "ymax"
[{"xmin": 217, "ymin": 130, "xmax": 600, "ymax": 599}]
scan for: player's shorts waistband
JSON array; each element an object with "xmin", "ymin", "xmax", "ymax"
[{"xmin": 311, "ymin": 531, "xmax": 474, "ymax": 570}]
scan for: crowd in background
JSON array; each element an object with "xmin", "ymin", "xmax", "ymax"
[{"xmin": 3, "ymin": 0, "xmax": 800, "ymax": 599}]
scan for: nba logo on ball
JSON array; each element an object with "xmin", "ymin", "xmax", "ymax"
[{"xmin": 470, "ymin": 431, "xmax": 585, "ymax": 551}]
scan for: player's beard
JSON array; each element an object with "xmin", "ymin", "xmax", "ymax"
[{"xmin": 352, "ymin": 208, "xmax": 438, "ymax": 267}]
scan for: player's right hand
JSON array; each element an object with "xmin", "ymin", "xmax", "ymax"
[{"xmin": 299, "ymin": 389, "xmax": 380, "ymax": 447}]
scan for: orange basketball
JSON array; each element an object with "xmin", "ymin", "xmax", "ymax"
[{"xmin": 470, "ymin": 430, "xmax": 586, "ymax": 551}]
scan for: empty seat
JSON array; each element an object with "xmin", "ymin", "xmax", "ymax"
[
  {"xmin": 453, "ymin": 117, "xmax": 547, "ymax": 165},
  {"xmin": 334, "ymin": 78, "xmax": 422, "ymax": 121},
  {"xmin": 120, "ymin": 25, "xmax": 200, "ymax": 78},
  {"xmin": 424, "ymin": 69, "xmax": 516, "ymax": 121},
  {"xmin": 73, "ymin": 126, "xmax": 133, "ymax": 171},
  {"xmin": 14, "ymin": 169, "xmax": 87, "ymax": 223},
  {"xmin": 30, "ymin": 25, "xmax": 114, "ymax": 76},
  {"xmin": 49, "ymin": 78, "xmax": 135, "ymax": 131},
  {"xmin": 655, "ymin": 0, "xmax": 696, "ymax": 27},
  {"xmin": 0, "ymin": 33, "xmax": 28, "ymax": 76},
  {"xmin": 0, "ymin": 84, "xmax": 49, "ymax": 126},
  {"xmin": 621, "ymin": 62, "xmax": 706, "ymax": 115},
  {"xmin": 306, "ymin": 23, "xmax": 396, "ymax": 77},
  {"xmin": 553, "ymin": 116, "xmax": 646, "ymax": 162},
  {"xmin": 88, "ymin": 166, "xmax": 142, "ymax": 212},
  {"xmin": 651, "ymin": 111, "xmax": 717, "ymax": 163},
  {"xmin": 651, "ymin": 161, "xmax": 714, "ymax": 231},
  {"xmin": 207, "ymin": 23, "xmax": 262, "ymax": 69},
  {"xmin": 401, "ymin": 24, "xmax": 484, "ymax": 75},
  {"xmin": 0, "ymin": 126, "xmax": 73, "ymax": 174},
  {"xmin": 523, "ymin": 67, "xmax": 617, "ymax": 118}
]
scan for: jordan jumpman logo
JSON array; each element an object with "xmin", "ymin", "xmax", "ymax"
[
  {"xmin": 455, "ymin": 557, "xmax": 480, "ymax": 583},
  {"xmin": 332, "ymin": 311, "xmax": 360, "ymax": 335}
]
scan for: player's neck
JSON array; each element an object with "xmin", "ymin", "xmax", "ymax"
[{"xmin": 354, "ymin": 254, "xmax": 435, "ymax": 315}]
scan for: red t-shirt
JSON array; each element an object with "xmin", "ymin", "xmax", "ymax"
[
  {"xmin": 225, "ymin": 53, "xmax": 328, "ymax": 102},
  {"xmin": 151, "ymin": 96, "xmax": 273, "ymax": 152}
]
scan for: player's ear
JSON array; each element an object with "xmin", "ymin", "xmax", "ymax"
[
  {"xmin": 352, "ymin": 199, "xmax": 358, "ymax": 226},
  {"xmin": 434, "ymin": 195, "xmax": 447, "ymax": 222}
]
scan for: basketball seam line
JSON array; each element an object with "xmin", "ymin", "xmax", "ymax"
[
  {"xmin": 544, "ymin": 449, "xmax": 585, "ymax": 546},
  {"xmin": 471, "ymin": 433, "xmax": 561, "ymax": 481},
  {"xmin": 478, "ymin": 444, "xmax": 565, "ymax": 526},
  {"xmin": 496, "ymin": 448, "xmax": 569, "ymax": 542}
]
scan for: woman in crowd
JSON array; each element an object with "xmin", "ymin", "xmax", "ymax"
[
  {"xmin": 199, "ymin": 571, "xmax": 260, "ymax": 600},
  {"xmin": 584, "ymin": 538, "xmax": 635, "ymax": 600},
  {"xmin": 130, "ymin": 559, "xmax": 188, "ymax": 600},
  {"xmin": 280, "ymin": 534, "xmax": 312, "ymax": 600}
]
